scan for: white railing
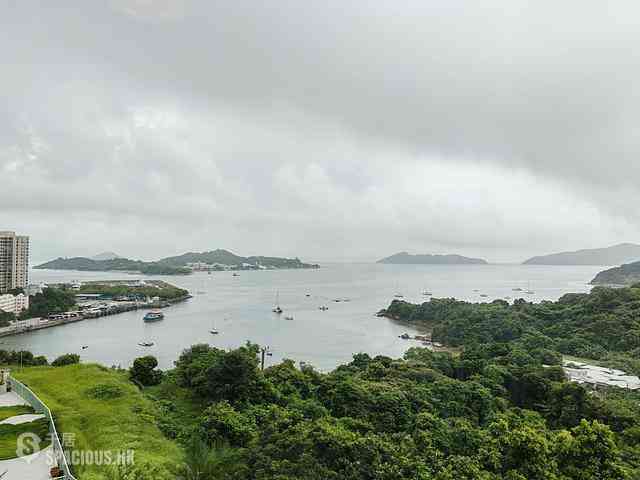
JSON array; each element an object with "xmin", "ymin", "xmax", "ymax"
[{"xmin": 8, "ymin": 376, "xmax": 77, "ymax": 480}]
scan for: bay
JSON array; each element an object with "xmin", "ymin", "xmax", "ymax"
[{"xmin": 4, "ymin": 263, "xmax": 603, "ymax": 371}]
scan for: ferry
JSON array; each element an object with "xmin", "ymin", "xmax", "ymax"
[{"xmin": 143, "ymin": 310, "xmax": 164, "ymax": 322}]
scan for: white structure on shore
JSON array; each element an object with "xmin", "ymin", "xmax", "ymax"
[
  {"xmin": 0, "ymin": 231, "xmax": 29, "ymax": 293},
  {"xmin": 0, "ymin": 293, "xmax": 29, "ymax": 315},
  {"xmin": 564, "ymin": 360, "xmax": 640, "ymax": 390}
]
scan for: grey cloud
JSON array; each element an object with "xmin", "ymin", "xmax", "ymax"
[{"xmin": 1, "ymin": 0, "xmax": 640, "ymax": 262}]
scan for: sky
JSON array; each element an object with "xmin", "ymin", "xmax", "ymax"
[{"xmin": 1, "ymin": 0, "xmax": 640, "ymax": 263}]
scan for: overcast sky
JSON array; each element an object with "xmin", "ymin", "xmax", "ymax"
[{"xmin": 2, "ymin": 0, "xmax": 640, "ymax": 263}]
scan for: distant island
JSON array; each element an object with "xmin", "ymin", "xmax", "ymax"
[
  {"xmin": 523, "ymin": 243, "xmax": 640, "ymax": 265},
  {"xmin": 34, "ymin": 257, "xmax": 191, "ymax": 275},
  {"xmin": 590, "ymin": 260, "xmax": 640, "ymax": 285},
  {"xmin": 158, "ymin": 249, "xmax": 319, "ymax": 270},
  {"xmin": 35, "ymin": 249, "xmax": 319, "ymax": 275},
  {"xmin": 377, "ymin": 252, "xmax": 487, "ymax": 265}
]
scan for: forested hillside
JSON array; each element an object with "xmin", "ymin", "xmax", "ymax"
[{"xmin": 383, "ymin": 286, "xmax": 640, "ymax": 375}]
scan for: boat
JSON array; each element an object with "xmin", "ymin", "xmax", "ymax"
[
  {"xmin": 272, "ymin": 292, "xmax": 283, "ymax": 314},
  {"xmin": 81, "ymin": 345, "xmax": 88, "ymax": 350},
  {"xmin": 284, "ymin": 315, "xmax": 294, "ymax": 321},
  {"xmin": 512, "ymin": 287, "xmax": 523, "ymax": 292},
  {"xmin": 422, "ymin": 290, "xmax": 432, "ymax": 296},
  {"xmin": 525, "ymin": 281, "xmax": 535, "ymax": 295},
  {"xmin": 207, "ymin": 270, "xmax": 212, "ymax": 275},
  {"xmin": 138, "ymin": 341, "xmax": 154, "ymax": 347},
  {"xmin": 393, "ymin": 282, "xmax": 404, "ymax": 298},
  {"xmin": 480, "ymin": 294, "xmax": 489, "ymax": 298},
  {"xmin": 210, "ymin": 319, "xmax": 219, "ymax": 335},
  {"xmin": 319, "ymin": 306, "xmax": 329, "ymax": 311},
  {"xmin": 143, "ymin": 310, "xmax": 164, "ymax": 322},
  {"xmin": 233, "ymin": 273, "xmax": 240, "ymax": 277}
]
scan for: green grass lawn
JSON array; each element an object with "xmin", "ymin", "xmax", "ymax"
[
  {"xmin": 0, "ymin": 405, "xmax": 34, "ymax": 421},
  {"xmin": 14, "ymin": 364, "xmax": 183, "ymax": 479},
  {"xmin": 0, "ymin": 418, "xmax": 50, "ymax": 459}
]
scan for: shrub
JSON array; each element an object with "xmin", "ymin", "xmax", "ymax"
[
  {"xmin": 52, "ymin": 353, "xmax": 80, "ymax": 367},
  {"xmin": 85, "ymin": 383, "xmax": 125, "ymax": 400}
]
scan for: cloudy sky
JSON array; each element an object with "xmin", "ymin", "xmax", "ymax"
[{"xmin": 2, "ymin": 0, "xmax": 639, "ymax": 263}]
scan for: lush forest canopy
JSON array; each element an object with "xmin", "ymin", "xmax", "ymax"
[
  {"xmin": 143, "ymin": 300, "xmax": 640, "ymax": 480},
  {"xmin": 382, "ymin": 285, "xmax": 640, "ymax": 376}
]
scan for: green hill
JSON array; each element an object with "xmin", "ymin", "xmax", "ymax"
[
  {"xmin": 14, "ymin": 363, "xmax": 182, "ymax": 478},
  {"xmin": 591, "ymin": 260, "xmax": 640, "ymax": 285},
  {"xmin": 159, "ymin": 249, "xmax": 320, "ymax": 269},
  {"xmin": 34, "ymin": 257, "xmax": 191, "ymax": 275}
]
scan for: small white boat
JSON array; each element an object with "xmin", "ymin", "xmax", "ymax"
[
  {"xmin": 273, "ymin": 292, "xmax": 283, "ymax": 314},
  {"xmin": 210, "ymin": 319, "xmax": 219, "ymax": 334}
]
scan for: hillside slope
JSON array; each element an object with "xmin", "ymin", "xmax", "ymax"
[{"xmin": 14, "ymin": 364, "xmax": 182, "ymax": 478}]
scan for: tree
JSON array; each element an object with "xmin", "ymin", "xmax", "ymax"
[
  {"xmin": 557, "ymin": 420, "xmax": 626, "ymax": 480},
  {"xmin": 200, "ymin": 401, "xmax": 256, "ymax": 447},
  {"xmin": 52, "ymin": 353, "xmax": 80, "ymax": 367},
  {"xmin": 130, "ymin": 356, "xmax": 162, "ymax": 386}
]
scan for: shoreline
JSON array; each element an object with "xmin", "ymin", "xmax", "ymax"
[{"xmin": 0, "ymin": 294, "xmax": 192, "ymax": 339}]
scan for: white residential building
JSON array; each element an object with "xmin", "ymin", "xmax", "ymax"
[
  {"xmin": 0, "ymin": 231, "xmax": 30, "ymax": 293},
  {"xmin": 0, "ymin": 293, "xmax": 29, "ymax": 315}
]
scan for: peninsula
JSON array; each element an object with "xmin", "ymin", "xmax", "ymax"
[
  {"xmin": 523, "ymin": 243, "xmax": 640, "ymax": 265},
  {"xmin": 590, "ymin": 260, "xmax": 640, "ymax": 285},
  {"xmin": 377, "ymin": 251, "xmax": 487, "ymax": 265}
]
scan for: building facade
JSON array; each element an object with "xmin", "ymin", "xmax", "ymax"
[
  {"xmin": 0, "ymin": 231, "xmax": 30, "ymax": 293},
  {"xmin": 0, "ymin": 293, "xmax": 29, "ymax": 315}
]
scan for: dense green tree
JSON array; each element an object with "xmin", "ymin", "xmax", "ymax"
[
  {"xmin": 52, "ymin": 353, "xmax": 80, "ymax": 366},
  {"xmin": 130, "ymin": 355, "xmax": 162, "ymax": 386}
]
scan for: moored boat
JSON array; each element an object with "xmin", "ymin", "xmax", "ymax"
[{"xmin": 143, "ymin": 310, "xmax": 164, "ymax": 322}]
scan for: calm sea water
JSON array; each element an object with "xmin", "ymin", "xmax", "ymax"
[{"xmin": 4, "ymin": 263, "xmax": 603, "ymax": 371}]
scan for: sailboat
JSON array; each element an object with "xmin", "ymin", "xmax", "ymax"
[
  {"xmin": 525, "ymin": 281, "xmax": 535, "ymax": 295},
  {"xmin": 422, "ymin": 287, "xmax": 432, "ymax": 296},
  {"xmin": 393, "ymin": 282, "xmax": 404, "ymax": 298},
  {"xmin": 272, "ymin": 292, "xmax": 283, "ymax": 314},
  {"xmin": 210, "ymin": 319, "xmax": 219, "ymax": 335}
]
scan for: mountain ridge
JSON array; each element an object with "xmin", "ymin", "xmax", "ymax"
[{"xmin": 523, "ymin": 243, "xmax": 640, "ymax": 265}]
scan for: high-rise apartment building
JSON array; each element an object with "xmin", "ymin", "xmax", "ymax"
[{"xmin": 0, "ymin": 231, "xmax": 29, "ymax": 293}]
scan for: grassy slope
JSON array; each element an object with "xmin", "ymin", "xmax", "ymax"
[
  {"xmin": 14, "ymin": 364, "xmax": 183, "ymax": 478},
  {"xmin": 0, "ymin": 405, "xmax": 34, "ymax": 421}
]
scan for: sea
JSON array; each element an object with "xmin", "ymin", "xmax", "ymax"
[{"xmin": 3, "ymin": 263, "xmax": 604, "ymax": 371}]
